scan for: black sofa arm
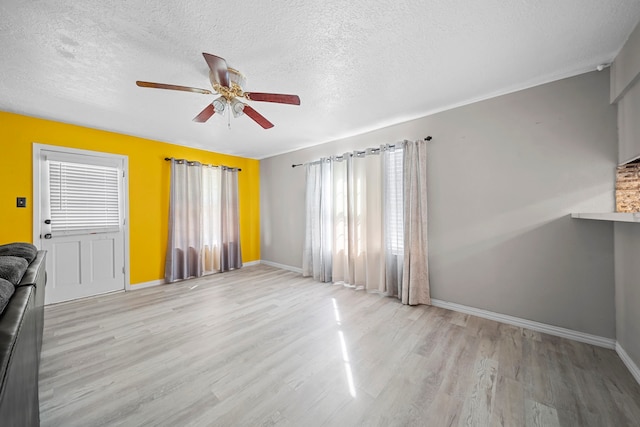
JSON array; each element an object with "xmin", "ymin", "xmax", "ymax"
[{"xmin": 0, "ymin": 250, "xmax": 47, "ymax": 427}]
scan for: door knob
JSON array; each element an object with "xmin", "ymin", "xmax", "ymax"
[
  {"xmin": 44, "ymin": 234, "xmax": 52, "ymax": 239},
  {"xmin": 44, "ymin": 219, "xmax": 51, "ymax": 224}
]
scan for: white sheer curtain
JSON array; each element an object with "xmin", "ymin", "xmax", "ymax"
[
  {"xmin": 202, "ymin": 166, "xmax": 221, "ymax": 274},
  {"xmin": 165, "ymin": 160, "xmax": 242, "ymax": 283},
  {"xmin": 302, "ymin": 142, "xmax": 429, "ymax": 305},
  {"xmin": 302, "ymin": 159, "xmax": 333, "ymax": 282},
  {"xmin": 332, "ymin": 150, "xmax": 385, "ymax": 292},
  {"xmin": 331, "ymin": 155, "xmax": 349, "ymax": 283}
]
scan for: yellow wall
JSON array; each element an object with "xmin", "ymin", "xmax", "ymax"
[{"xmin": 0, "ymin": 112, "xmax": 260, "ymax": 285}]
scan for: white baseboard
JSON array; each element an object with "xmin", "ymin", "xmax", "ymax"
[
  {"xmin": 128, "ymin": 279, "xmax": 165, "ymax": 290},
  {"xmin": 128, "ymin": 262, "xmax": 261, "ymax": 290},
  {"xmin": 46, "ymin": 289, "xmax": 124, "ymax": 306},
  {"xmin": 260, "ymin": 260, "xmax": 303, "ymax": 274},
  {"xmin": 431, "ymin": 299, "xmax": 616, "ymax": 349},
  {"xmin": 616, "ymin": 342, "xmax": 640, "ymax": 386},
  {"xmin": 243, "ymin": 260, "xmax": 261, "ymax": 267}
]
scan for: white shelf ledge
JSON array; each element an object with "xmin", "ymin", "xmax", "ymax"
[{"xmin": 571, "ymin": 212, "xmax": 640, "ymax": 223}]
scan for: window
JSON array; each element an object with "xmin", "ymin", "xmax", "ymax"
[
  {"xmin": 48, "ymin": 160, "xmax": 121, "ymax": 234},
  {"xmin": 385, "ymin": 148, "xmax": 404, "ymax": 255}
]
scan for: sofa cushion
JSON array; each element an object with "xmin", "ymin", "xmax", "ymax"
[
  {"xmin": 0, "ymin": 257, "xmax": 28, "ymax": 285},
  {"xmin": 0, "ymin": 278, "xmax": 15, "ymax": 314},
  {"xmin": 0, "ymin": 243, "xmax": 37, "ymax": 263}
]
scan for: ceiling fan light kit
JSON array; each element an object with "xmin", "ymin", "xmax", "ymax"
[
  {"xmin": 230, "ymin": 98, "xmax": 245, "ymax": 118},
  {"xmin": 212, "ymin": 97, "xmax": 226, "ymax": 115},
  {"xmin": 136, "ymin": 53, "xmax": 300, "ymax": 129}
]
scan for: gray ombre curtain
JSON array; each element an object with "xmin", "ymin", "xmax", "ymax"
[
  {"xmin": 401, "ymin": 140, "xmax": 430, "ymax": 305},
  {"xmin": 165, "ymin": 160, "xmax": 242, "ymax": 283},
  {"xmin": 165, "ymin": 160, "xmax": 203, "ymax": 282},
  {"xmin": 302, "ymin": 159, "xmax": 333, "ymax": 282},
  {"xmin": 220, "ymin": 167, "xmax": 242, "ymax": 270}
]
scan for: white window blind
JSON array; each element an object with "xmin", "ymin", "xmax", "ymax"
[
  {"xmin": 48, "ymin": 160, "xmax": 121, "ymax": 234},
  {"xmin": 386, "ymin": 148, "xmax": 404, "ymax": 255}
]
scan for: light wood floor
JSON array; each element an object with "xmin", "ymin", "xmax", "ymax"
[{"xmin": 39, "ymin": 265, "xmax": 640, "ymax": 426}]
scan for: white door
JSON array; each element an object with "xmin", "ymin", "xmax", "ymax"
[{"xmin": 33, "ymin": 145, "xmax": 128, "ymax": 304}]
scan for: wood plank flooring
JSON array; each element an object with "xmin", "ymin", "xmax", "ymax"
[{"xmin": 39, "ymin": 265, "xmax": 640, "ymax": 426}]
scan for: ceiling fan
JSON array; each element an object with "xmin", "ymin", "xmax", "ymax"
[{"xmin": 136, "ymin": 53, "xmax": 301, "ymax": 129}]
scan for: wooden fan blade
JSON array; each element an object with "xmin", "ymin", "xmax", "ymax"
[
  {"xmin": 136, "ymin": 81, "xmax": 212, "ymax": 95},
  {"xmin": 245, "ymin": 92, "xmax": 301, "ymax": 105},
  {"xmin": 202, "ymin": 53, "xmax": 229, "ymax": 87},
  {"xmin": 243, "ymin": 105, "xmax": 274, "ymax": 129},
  {"xmin": 193, "ymin": 104, "xmax": 215, "ymax": 123}
]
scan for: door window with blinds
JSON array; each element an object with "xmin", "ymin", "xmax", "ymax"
[{"xmin": 46, "ymin": 156, "xmax": 123, "ymax": 235}]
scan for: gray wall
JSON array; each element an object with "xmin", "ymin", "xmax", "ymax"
[
  {"xmin": 618, "ymin": 80, "xmax": 640, "ymax": 164},
  {"xmin": 611, "ymin": 17, "xmax": 640, "ymax": 103},
  {"xmin": 612, "ymin": 19, "xmax": 640, "ymax": 367},
  {"xmin": 261, "ymin": 70, "xmax": 617, "ymax": 338},
  {"xmin": 614, "ymin": 225, "xmax": 640, "ymax": 365}
]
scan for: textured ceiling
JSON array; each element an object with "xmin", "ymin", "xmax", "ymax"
[{"xmin": 1, "ymin": 1, "xmax": 640, "ymax": 159}]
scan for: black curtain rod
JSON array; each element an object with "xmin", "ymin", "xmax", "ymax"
[
  {"xmin": 165, "ymin": 157, "xmax": 242, "ymax": 171},
  {"xmin": 291, "ymin": 136, "xmax": 433, "ymax": 168}
]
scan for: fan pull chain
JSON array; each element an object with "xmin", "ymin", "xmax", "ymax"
[{"xmin": 228, "ymin": 105, "xmax": 231, "ymax": 129}]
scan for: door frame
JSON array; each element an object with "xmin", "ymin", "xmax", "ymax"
[{"xmin": 32, "ymin": 143, "xmax": 131, "ymax": 293}]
